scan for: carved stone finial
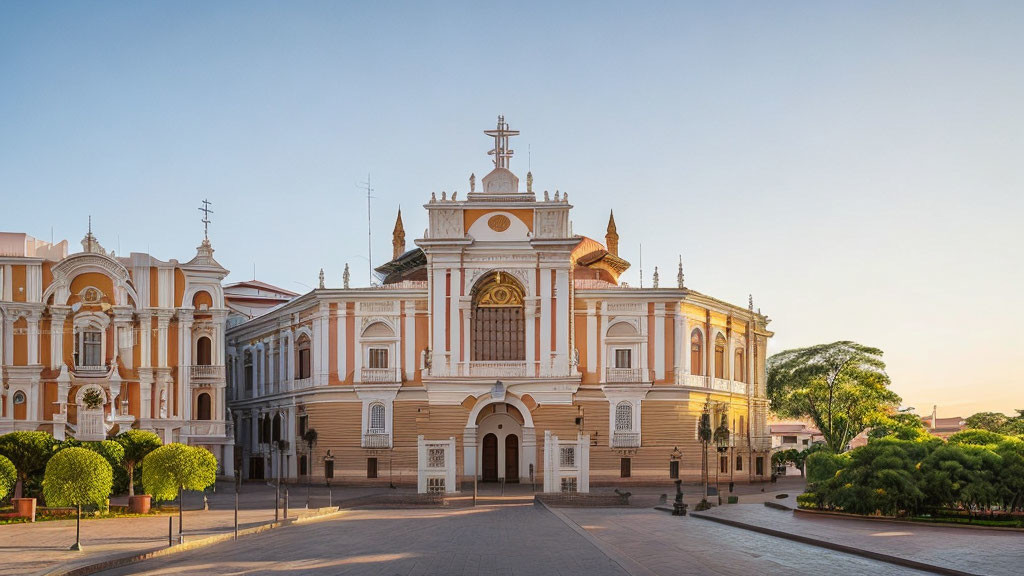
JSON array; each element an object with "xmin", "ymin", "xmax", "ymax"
[
  {"xmin": 527, "ymin": 171, "xmax": 533, "ymax": 193},
  {"xmin": 343, "ymin": 264, "xmax": 350, "ymax": 289},
  {"xmin": 318, "ymin": 268, "xmax": 325, "ymax": 289},
  {"xmin": 441, "ymin": 190, "xmax": 447, "ymax": 201},
  {"xmin": 653, "ymin": 266, "xmax": 660, "ymax": 288},
  {"xmin": 393, "ymin": 208, "xmax": 406, "ymax": 259},
  {"xmin": 563, "ymin": 192, "xmax": 568, "ymax": 203},
  {"xmin": 452, "ymin": 191, "xmax": 457, "ymax": 201},
  {"xmin": 749, "ymin": 294, "xmax": 754, "ymax": 312},
  {"xmin": 677, "ymin": 255, "xmax": 685, "ymax": 288},
  {"xmin": 544, "ymin": 190, "xmax": 549, "ymax": 201},
  {"xmin": 431, "ymin": 192, "xmax": 436, "ymax": 202},
  {"xmin": 470, "ymin": 173, "xmax": 476, "ymax": 193},
  {"xmin": 605, "ymin": 210, "xmax": 619, "ymax": 257},
  {"xmin": 554, "ymin": 190, "xmax": 560, "ymax": 202}
]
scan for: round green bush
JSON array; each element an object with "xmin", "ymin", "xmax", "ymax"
[
  {"xmin": 0, "ymin": 454, "xmax": 16, "ymax": 501},
  {"xmin": 142, "ymin": 444, "xmax": 217, "ymax": 502},
  {"xmin": 42, "ymin": 447, "xmax": 113, "ymax": 508}
]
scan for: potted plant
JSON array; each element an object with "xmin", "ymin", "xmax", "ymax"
[
  {"xmin": 116, "ymin": 430, "xmax": 162, "ymax": 513},
  {"xmin": 0, "ymin": 431, "xmax": 57, "ymax": 522}
]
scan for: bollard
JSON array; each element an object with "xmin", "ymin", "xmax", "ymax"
[
  {"xmin": 328, "ymin": 487, "xmax": 332, "ymax": 508},
  {"xmin": 283, "ymin": 488, "xmax": 289, "ymax": 520},
  {"xmin": 234, "ymin": 491, "xmax": 239, "ymax": 540},
  {"xmin": 168, "ymin": 516, "xmax": 173, "ymax": 547},
  {"xmin": 274, "ymin": 483, "xmax": 280, "ymax": 523}
]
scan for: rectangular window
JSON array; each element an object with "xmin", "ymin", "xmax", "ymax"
[
  {"xmin": 669, "ymin": 460, "xmax": 679, "ymax": 479},
  {"xmin": 802, "ymin": 439, "xmax": 809, "ymax": 446},
  {"xmin": 614, "ymin": 349, "xmax": 631, "ymax": 369},
  {"xmin": 369, "ymin": 348, "xmax": 389, "ymax": 369},
  {"xmin": 245, "ymin": 365, "xmax": 253, "ymax": 391},
  {"xmin": 367, "ymin": 457, "xmax": 378, "ymax": 479},
  {"xmin": 427, "ymin": 477, "xmax": 446, "ymax": 493},
  {"xmin": 300, "ymin": 455, "xmax": 308, "ymax": 476},
  {"xmin": 298, "ymin": 348, "xmax": 311, "ymax": 379},
  {"xmin": 782, "ymin": 435, "xmax": 798, "ymax": 444},
  {"xmin": 720, "ymin": 455, "xmax": 728, "ymax": 474},
  {"xmin": 560, "ymin": 477, "xmax": 578, "ymax": 493},
  {"xmin": 299, "ymin": 415, "xmax": 308, "ymax": 437},
  {"xmin": 756, "ymin": 456, "xmax": 764, "ymax": 476},
  {"xmin": 736, "ymin": 456, "xmax": 743, "ymax": 471},
  {"xmin": 324, "ymin": 459, "xmax": 334, "ymax": 480},
  {"xmin": 620, "ymin": 458, "xmax": 631, "ymax": 478},
  {"xmin": 428, "ymin": 448, "xmax": 445, "ymax": 468},
  {"xmin": 559, "ymin": 446, "xmax": 576, "ymax": 468},
  {"xmin": 82, "ymin": 331, "xmax": 102, "ymax": 366}
]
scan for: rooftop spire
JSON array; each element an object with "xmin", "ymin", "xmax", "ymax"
[
  {"xmin": 484, "ymin": 115, "xmax": 519, "ymax": 169},
  {"xmin": 392, "ymin": 208, "xmax": 406, "ymax": 260},
  {"xmin": 198, "ymin": 199, "xmax": 213, "ymax": 240},
  {"xmin": 677, "ymin": 255, "xmax": 685, "ymax": 288},
  {"xmin": 605, "ymin": 210, "xmax": 619, "ymax": 256}
]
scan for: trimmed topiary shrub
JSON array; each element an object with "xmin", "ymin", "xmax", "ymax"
[{"xmin": 0, "ymin": 454, "xmax": 16, "ymax": 501}]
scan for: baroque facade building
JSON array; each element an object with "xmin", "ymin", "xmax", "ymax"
[
  {"xmin": 228, "ymin": 118, "xmax": 773, "ymax": 492},
  {"xmin": 0, "ymin": 229, "xmax": 233, "ymax": 473}
]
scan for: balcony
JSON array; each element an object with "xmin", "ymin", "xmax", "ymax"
[
  {"xmin": 732, "ymin": 381, "xmax": 748, "ymax": 394},
  {"xmin": 189, "ymin": 365, "xmax": 225, "ymax": 384},
  {"xmin": 186, "ymin": 420, "xmax": 228, "ymax": 437},
  {"xmin": 293, "ymin": 377, "xmax": 313, "ymax": 390},
  {"xmin": 360, "ymin": 367, "xmax": 401, "ymax": 383},
  {"xmin": 712, "ymin": 378, "xmax": 731, "ymax": 392},
  {"xmin": 362, "ymin": 433, "xmax": 391, "ymax": 449},
  {"xmin": 604, "ymin": 368, "xmax": 648, "ymax": 384},
  {"xmin": 684, "ymin": 374, "xmax": 708, "ymax": 388},
  {"xmin": 72, "ymin": 364, "xmax": 110, "ymax": 378},
  {"xmin": 466, "ymin": 361, "xmax": 528, "ymax": 378},
  {"xmin": 611, "ymin": 431, "xmax": 641, "ymax": 448}
]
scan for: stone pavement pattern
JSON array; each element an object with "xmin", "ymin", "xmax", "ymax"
[
  {"xmin": 698, "ymin": 504, "xmax": 1024, "ymax": 576},
  {"xmin": 98, "ymin": 503, "xmax": 629, "ymax": 576},
  {"xmin": 0, "ymin": 483, "xmax": 385, "ymax": 576},
  {"xmin": 562, "ymin": 507, "xmax": 935, "ymax": 576}
]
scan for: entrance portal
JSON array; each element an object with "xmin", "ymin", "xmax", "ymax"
[
  {"xmin": 505, "ymin": 434, "xmax": 519, "ymax": 482},
  {"xmin": 482, "ymin": 433, "xmax": 499, "ymax": 481}
]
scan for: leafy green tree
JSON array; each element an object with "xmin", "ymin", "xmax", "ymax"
[
  {"xmin": 143, "ymin": 444, "xmax": 217, "ymax": 543},
  {"xmin": 0, "ymin": 431, "xmax": 57, "ymax": 498},
  {"xmin": 963, "ymin": 411, "xmax": 1009, "ymax": 432},
  {"xmin": 819, "ymin": 438, "xmax": 934, "ymax": 516},
  {"xmin": 115, "ymin": 430, "xmax": 162, "ymax": 497},
  {"xmin": 868, "ymin": 411, "xmax": 930, "ymax": 442},
  {"xmin": 0, "ymin": 455, "xmax": 16, "ymax": 501},
  {"xmin": 805, "ymin": 449, "xmax": 848, "ymax": 484},
  {"xmin": 947, "ymin": 429, "xmax": 1007, "ymax": 449},
  {"xmin": 918, "ymin": 443, "xmax": 1000, "ymax": 517},
  {"xmin": 42, "ymin": 447, "xmax": 113, "ymax": 551},
  {"xmin": 768, "ymin": 341, "xmax": 900, "ymax": 452},
  {"xmin": 995, "ymin": 439, "xmax": 1024, "ymax": 512}
]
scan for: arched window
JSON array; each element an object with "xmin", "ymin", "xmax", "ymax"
[
  {"xmin": 614, "ymin": 401, "xmax": 633, "ymax": 432},
  {"xmin": 714, "ymin": 334, "xmax": 727, "ymax": 379},
  {"xmin": 244, "ymin": 351, "xmax": 254, "ymax": 391},
  {"xmin": 734, "ymin": 349, "xmax": 745, "ymax": 383},
  {"xmin": 196, "ymin": 336, "xmax": 212, "ymax": 366},
  {"xmin": 368, "ymin": 403, "xmax": 386, "ymax": 433},
  {"xmin": 690, "ymin": 329, "xmax": 703, "ymax": 375},
  {"xmin": 272, "ymin": 414, "xmax": 282, "ymax": 442},
  {"xmin": 196, "ymin": 392, "xmax": 212, "ymax": 420},
  {"xmin": 12, "ymin": 391, "xmax": 27, "ymax": 420},
  {"xmin": 296, "ymin": 335, "xmax": 312, "ymax": 379},
  {"xmin": 739, "ymin": 415, "xmax": 746, "ymax": 435},
  {"xmin": 260, "ymin": 414, "xmax": 271, "ymax": 444},
  {"xmin": 471, "ymin": 272, "xmax": 525, "ymax": 361}
]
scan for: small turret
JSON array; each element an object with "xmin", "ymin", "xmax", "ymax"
[{"xmin": 605, "ymin": 210, "xmax": 619, "ymax": 256}]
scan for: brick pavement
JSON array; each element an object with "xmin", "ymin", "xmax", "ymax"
[
  {"xmin": 561, "ymin": 507, "xmax": 935, "ymax": 576},
  {"xmin": 0, "ymin": 482, "xmax": 389, "ymax": 576},
  {"xmin": 97, "ymin": 502, "xmax": 629, "ymax": 576},
  {"xmin": 697, "ymin": 504, "xmax": 1024, "ymax": 576}
]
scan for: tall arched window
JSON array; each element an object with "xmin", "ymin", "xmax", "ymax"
[
  {"xmin": 272, "ymin": 414, "xmax": 282, "ymax": 442},
  {"xmin": 368, "ymin": 403, "xmax": 386, "ymax": 433},
  {"xmin": 714, "ymin": 334, "xmax": 727, "ymax": 379},
  {"xmin": 296, "ymin": 335, "xmax": 312, "ymax": 379},
  {"xmin": 196, "ymin": 336, "xmax": 212, "ymax": 366},
  {"xmin": 244, "ymin": 351, "xmax": 254, "ymax": 392},
  {"xmin": 734, "ymin": 349, "xmax": 745, "ymax": 383},
  {"xmin": 614, "ymin": 401, "xmax": 633, "ymax": 431},
  {"xmin": 12, "ymin": 390, "xmax": 27, "ymax": 421},
  {"xmin": 196, "ymin": 392, "xmax": 212, "ymax": 420},
  {"xmin": 471, "ymin": 272, "xmax": 525, "ymax": 361},
  {"xmin": 690, "ymin": 329, "xmax": 703, "ymax": 375}
]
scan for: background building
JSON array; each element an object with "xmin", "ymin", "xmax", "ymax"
[
  {"xmin": 227, "ymin": 118, "xmax": 773, "ymax": 492},
  {"xmin": 0, "ymin": 228, "xmax": 233, "ymax": 473}
]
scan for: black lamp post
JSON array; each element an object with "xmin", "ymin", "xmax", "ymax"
[
  {"xmin": 696, "ymin": 402, "xmax": 712, "ymax": 510},
  {"xmin": 713, "ymin": 413, "xmax": 730, "ymax": 506}
]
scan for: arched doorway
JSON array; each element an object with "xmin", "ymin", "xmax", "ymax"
[
  {"xmin": 196, "ymin": 336, "xmax": 212, "ymax": 366},
  {"xmin": 471, "ymin": 272, "xmax": 525, "ymax": 361},
  {"xmin": 197, "ymin": 392, "xmax": 212, "ymax": 420},
  {"xmin": 505, "ymin": 434, "xmax": 519, "ymax": 482},
  {"xmin": 482, "ymin": 433, "xmax": 498, "ymax": 482}
]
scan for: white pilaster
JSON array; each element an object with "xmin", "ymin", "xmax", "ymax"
[{"xmin": 654, "ymin": 303, "xmax": 665, "ymax": 381}]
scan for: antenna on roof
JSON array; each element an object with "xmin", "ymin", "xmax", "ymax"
[
  {"xmin": 358, "ymin": 174, "xmax": 376, "ymax": 286},
  {"xmin": 639, "ymin": 242, "xmax": 644, "ymax": 289}
]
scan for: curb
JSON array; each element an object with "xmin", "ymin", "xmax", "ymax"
[
  {"xmin": 43, "ymin": 507, "xmax": 349, "ymax": 576},
  {"xmin": 793, "ymin": 508, "xmax": 1024, "ymax": 533},
  {"xmin": 537, "ymin": 500, "xmax": 657, "ymax": 576},
  {"xmin": 690, "ymin": 511, "xmax": 981, "ymax": 576}
]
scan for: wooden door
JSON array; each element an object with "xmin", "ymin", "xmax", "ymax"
[
  {"xmin": 367, "ymin": 457, "xmax": 378, "ymax": 479},
  {"xmin": 482, "ymin": 433, "xmax": 498, "ymax": 481},
  {"xmin": 473, "ymin": 307, "xmax": 525, "ymax": 361},
  {"xmin": 621, "ymin": 457, "xmax": 631, "ymax": 478},
  {"xmin": 505, "ymin": 434, "xmax": 519, "ymax": 482}
]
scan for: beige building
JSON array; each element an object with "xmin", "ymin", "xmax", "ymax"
[{"xmin": 227, "ymin": 118, "xmax": 773, "ymax": 492}]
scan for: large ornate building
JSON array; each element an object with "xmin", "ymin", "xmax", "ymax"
[
  {"xmin": 227, "ymin": 118, "xmax": 773, "ymax": 492},
  {"xmin": 0, "ymin": 228, "xmax": 233, "ymax": 473}
]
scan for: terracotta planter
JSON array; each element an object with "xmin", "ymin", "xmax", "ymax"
[
  {"xmin": 12, "ymin": 498, "xmax": 36, "ymax": 522},
  {"xmin": 128, "ymin": 495, "xmax": 152, "ymax": 514}
]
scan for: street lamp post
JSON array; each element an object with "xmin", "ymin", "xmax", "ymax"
[
  {"xmin": 713, "ymin": 413, "xmax": 730, "ymax": 506},
  {"xmin": 696, "ymin": 402, "xmax": 712, "ymax": 511}
]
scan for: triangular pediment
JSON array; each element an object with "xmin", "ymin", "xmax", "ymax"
[{"xmin": 481, "ymin": 167, "xmax": 519, "ymax": 194}]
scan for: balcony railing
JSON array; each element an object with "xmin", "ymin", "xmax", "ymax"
[
  {"xmin": 293, "ymin": 377, "xmax": 313, "ymax": 390},
  {"xmin": 605, "ymin": 368, "xmax": 648, "ymax": 383},
  {"xmin": 732, "ymin": 381, "xmax": 748, "ymax": 394},
  {"xmin": 466, "ymin": 361, "xmax": 528, "ymax": 377},
  {"xmin": 187, "ymin": 420, "xmax": 227, "ymax": 437},
  {"xmin": 684, "ymin": 374, "xmax": 708, "ymax": 388},
  {"xmin": 360, "ymin": 367, "xmax": 401, "ymax": 383},
  {"xmin": 189, "ymin": 365, "xmax": 225, "ymax": 382},
  {"xmin": 361, "ymin": 433, "xmax": 391, "ymax": 449},
  {"xmin": 611, "ymin": 431, "xmax": 641, "ymax": 448},
  {"xmin": 712, "ymin": 378, "xmax": 731, "ymax": 392}
]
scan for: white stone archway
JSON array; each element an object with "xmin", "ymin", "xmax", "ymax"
[{"xmin": 463, "ymin": 392, "xmax": 537, "ymax": 484}]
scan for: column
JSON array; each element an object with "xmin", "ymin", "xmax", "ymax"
[
  {"xmin": 539, "ymin": 269, "xmax": 552, "ymax": 376},
  {"xmin": 156, "ymin": 312, "xmax": 172, "ymax": 368},
  {"xmin": 554, "ymin": 268, "xmax": 569, "ymax": 375},
  {"xmin": 402, "ymin": 302, "xmax": 414, "ymax": 380},
  {"xmin": 139, "ymin": 314, "xmax": 152, "ymax": 368},
  {"xmin": 585, "ymin": 302, "xmax": 597, "ymax": 376},
  {"xmin": 178, "ymin": 311, "xmax": 193, "ymax": 421},
  {"xmin": 654, "ymin": 303, "xmax": 666, "ymax": 381},
  {"xmin": 431, "ymin": 266, "xmax": 446, "ymax": 373},
  {"xmin": 338, "ymin": 308, "xmax": 349, "ymax": 381},
  {"xmin": 49, "ymin": 307, "xmax": 69, "ymax": 370},
  {"xmin": 26, "ymin": 310, "xmax": 41, "ymax": 365},
  {"xmin": 449, "ymin": 269, "xmax": 461, "ymax": 367}
]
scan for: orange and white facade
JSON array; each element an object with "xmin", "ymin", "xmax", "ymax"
[
  {"xmin": 227, "ymin": 118, "xmax": 773, "ymax": 492},
  {"xmin": 0, "ymin": 230, "xmax": 233, "ymax": 474}
]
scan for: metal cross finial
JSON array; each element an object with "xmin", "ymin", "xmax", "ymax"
[
  {"xmin": 88, "ymin": 215, "xmax": 92, "ymax": 236},
  {"xmin": 198, "ymin": 199, "xmax": 214, "ymax": 240},
  {"xmin": 484, "ymin": 115, "xmax": 520, "ymax": 169}
]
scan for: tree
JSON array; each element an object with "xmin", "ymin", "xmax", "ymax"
[
  {"xmin": 301, "ymin": 428, "xmax": 318, "ymax": 506},
  {"xmin": 868, "ymin": 410, "xmax": 930, "ymax": 442},
  {"xmin": 42, "ymin": 447, "xmax": 113, "ymax": 551},
  {"xmin": 116, "ymin": 430, "xmax": 162, "ymax": 497},
  {"xmin": 963, "ymin": 411, "xmax": 1009, "ymax": 432},
  {"xmin": 818, "ymin": 438, "xmax": 933, "ymax": 516},
  {"xmin": 767, "ymin": 341, "xmax": 900, "ymax": 452},
  {"xmin": 142, "ymin": 444, "xmax": 218, "ymax": 544},
  {"xmin": 0, "ymin": 455, "xmax": 16, "ymax": 501},
  {"xmin": 947, "ymin": 429, "xmax": 1007, "ymax": 449},
  {"xmin": 0, "ymin": 431, "xmax": 57, "ymax": 498}
]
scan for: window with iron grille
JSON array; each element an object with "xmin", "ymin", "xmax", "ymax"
[
  {"xmin": 369, "ymin": 348, "xmax": 389, "ymax": 369},
  {"xmin": 560, "ymin": 477, "xmax": 578, "ymax": 493},
  {"xmin": 427, "ymin": 477, "xmax": 445, "ymax": 493},
  {"xmin": 559, "ymin": 446, "xmax": 576, "ymax": 468},
  {"xmin": 614, "ymin": 402, "xmax": 633, "ymax": 431},
  {"xmin": 368, "ymin": 403, "xmax": 386, "ymax": 433},
  {"xmin": 614, "ymin": 349, "xmax": 631, "ymax": 369},
  {"xmin": 428, "ymin": 448, "xmax": 445, "ymax": 468}
]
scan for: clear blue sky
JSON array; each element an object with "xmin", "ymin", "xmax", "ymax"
[{"xmin": 2, "ymin": 2, "xmax": 1022, "ymax": 417}]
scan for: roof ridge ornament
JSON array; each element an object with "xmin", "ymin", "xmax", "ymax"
[
  {"xmin": 678, "ymin": 255, "xmax": 685, "ymax": 289},
  {"xmin": 484, "ymin": 115, "xmax": 519, "ymax": 169}
]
